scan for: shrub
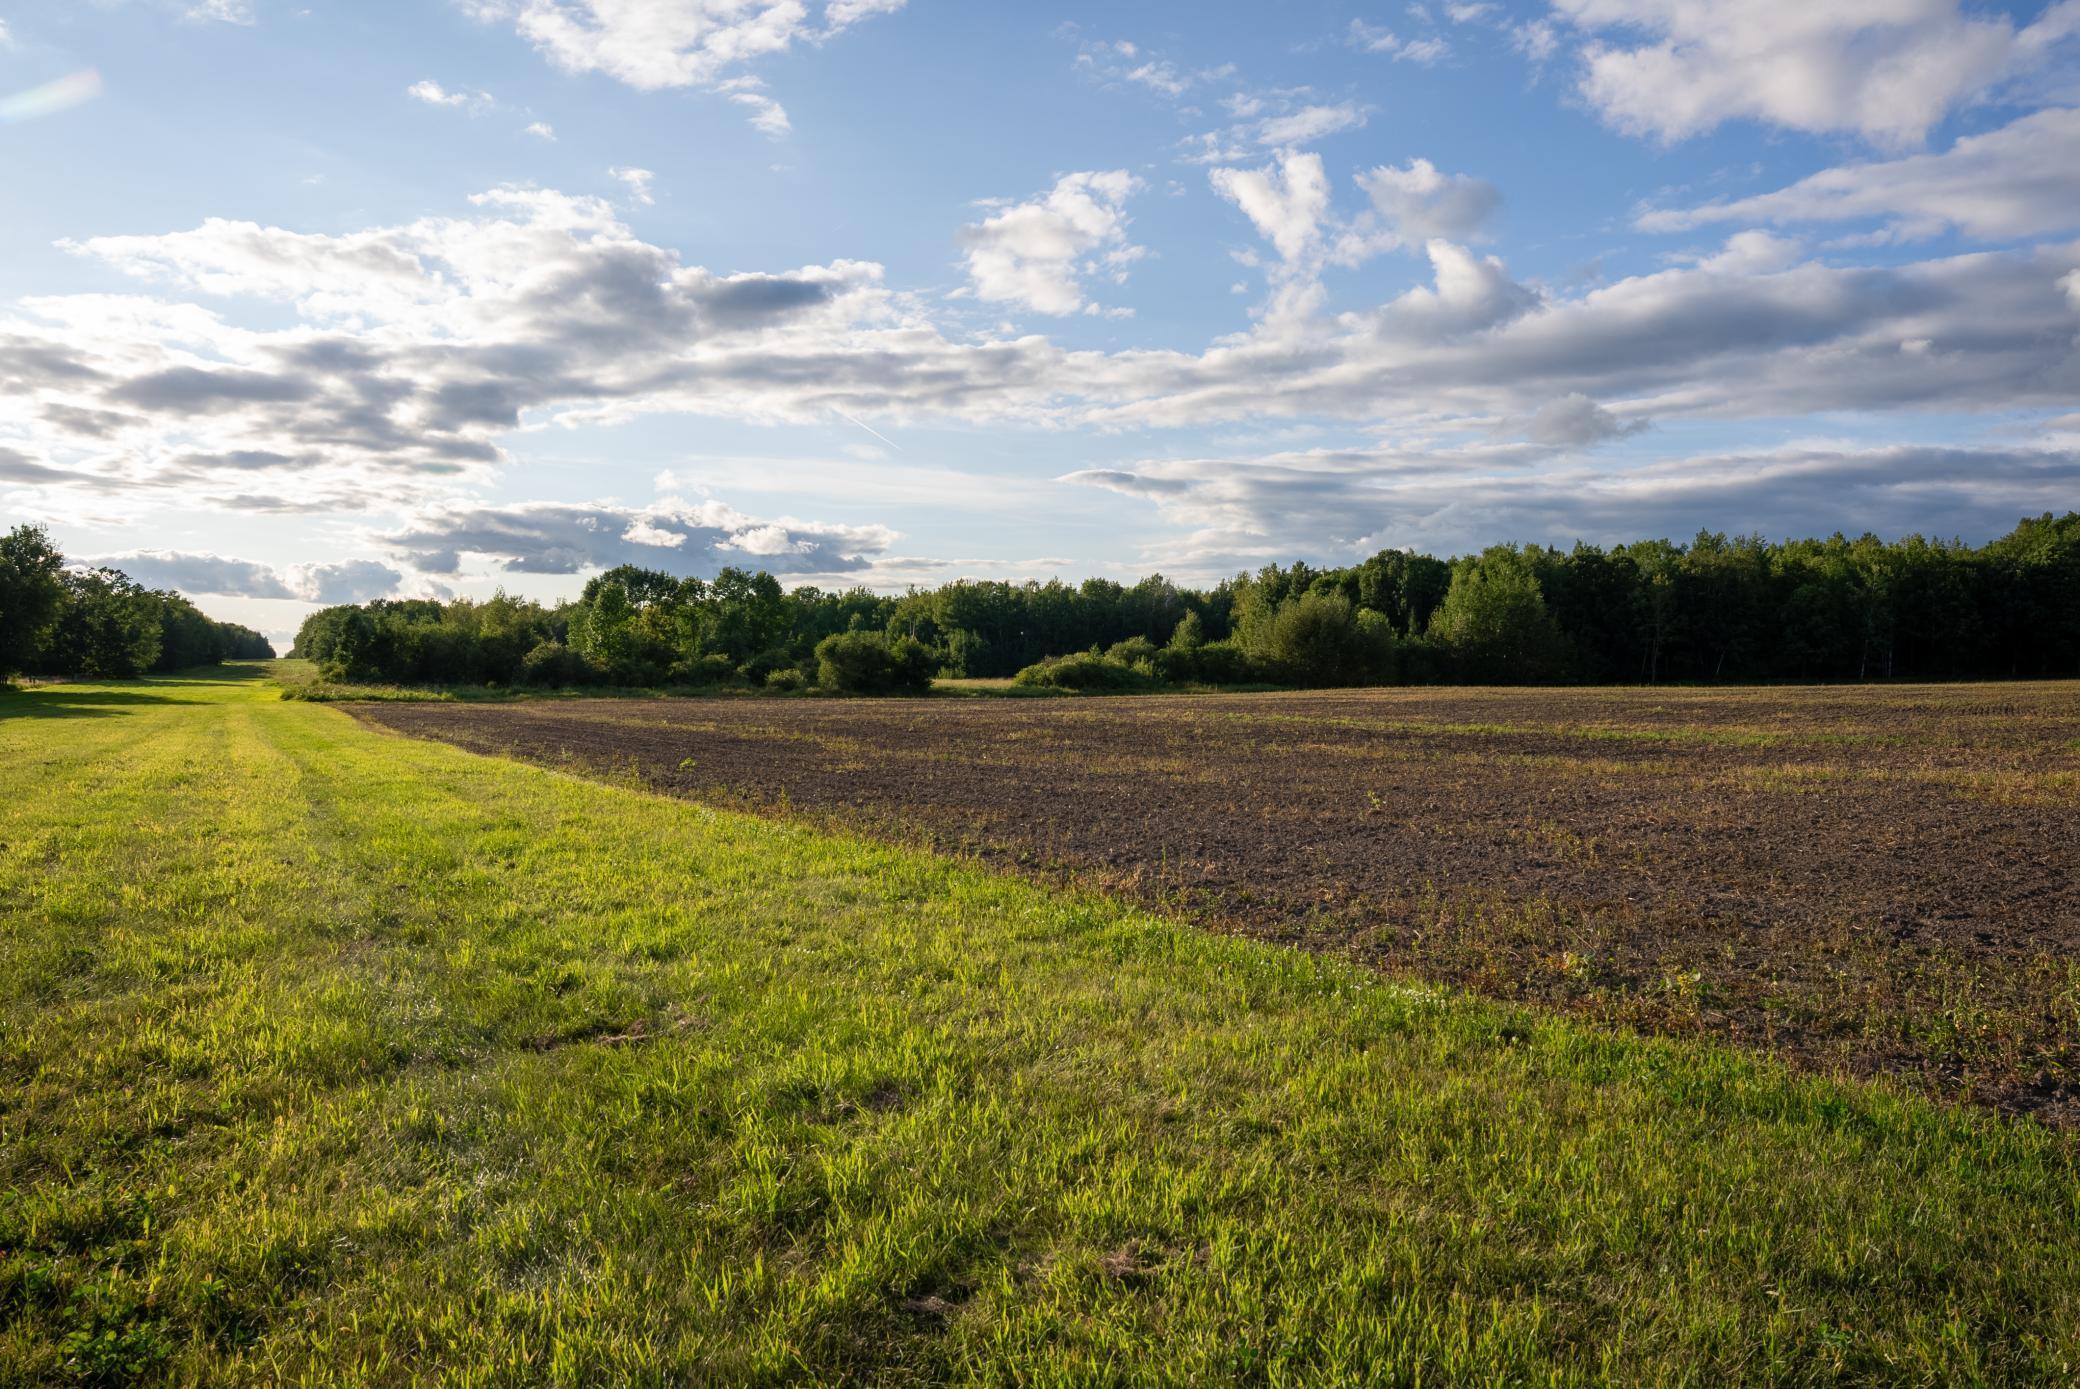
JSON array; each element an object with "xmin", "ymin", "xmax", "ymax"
[
  {"xmin": 765, "ymin": 668, "xmax": 807, "ymax": 693},
  {"xmin": 815, "ymin": 632, "xmax": 936, "ymax": 694},
  {"xmin": 671, "ymin": 653, "xmax": 741, "ymax": 687},
  {"xmin": 738, "ymin": 646, "xmax": 797, "ymax": 685},
  {"xmin": 1240, "ymin": 592, "xmax": 1395, "ymax": 686},
  {"xmin": 518, "ymin": 641, "xmax": 600, "ymax": 688},
  {"xmin": 1104, "ymin": 636, "xmax": 1160, "ymax": 670},
  {"xmin": 1012, "ymin": 651, "xmax": 1158, "ymax": 692}
]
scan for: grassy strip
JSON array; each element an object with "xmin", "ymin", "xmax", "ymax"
[{"xmin": 2, "ymin": 668, "xmax": 2078, "ymax": 1385}]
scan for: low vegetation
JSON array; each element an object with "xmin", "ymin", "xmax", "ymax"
[
  {"xmin": 7, "ymin": 667, "xmax": 2080, "ymax": 1383},
  {"xmin": 285, "ymin": 514, "xmax": 2080, "ymax": 697}
]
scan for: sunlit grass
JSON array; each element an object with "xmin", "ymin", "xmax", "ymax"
[{"xmin": 3, "ymin": 665, "xmax": 2079, "ymax": 1384}]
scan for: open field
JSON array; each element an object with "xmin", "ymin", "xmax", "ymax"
[
  {"xmin": 357, "ymin": 682, "xmax": 2080, "ymax": 1124},
  {"xmin": 7, "ymin": 668, "xmax": 2080, "ymax": 1384}
]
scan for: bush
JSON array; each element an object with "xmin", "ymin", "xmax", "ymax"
[
  {"xmin": 738, "ymin": 646, "xmax": 797, "ymax": 685},
  {"xmin": 518, "ymin": 641, "xmax": 599, "ymax": 688},
  {"xmin": 670, "ymin": 653, "xmax": 741, "ymax": 687},
  {"xmin": 1241, "ymin": 592, "xmax": 1395, "ymax": 686},
  {"xmin": 1012, "ymin": 651, "xmax": 1158, "ymax": 692},
  {"xmin": 765, "ymin": 668, "xmax": 806, "ymax": 693},
  {"xmin": 815, "ymin": 632, "xmax": 936, "ymax": 694},
  {"xmin": 1104, "ymin": 636, "xmax": 1160, "ymax": 669}
]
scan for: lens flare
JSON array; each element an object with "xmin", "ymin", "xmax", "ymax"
[{"xmin": 0, "ymin": 70, "xmax": 104, "ymax": 124}]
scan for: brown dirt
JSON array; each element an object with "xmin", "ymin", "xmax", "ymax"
[{"xmin": 351, "ymin": 683, "xmax": 2080, "ymax": 1123}]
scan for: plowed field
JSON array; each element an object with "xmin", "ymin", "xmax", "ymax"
[{"xmin": 355, "ymin": 683, "xmax": 2080, "ymax": 1122}]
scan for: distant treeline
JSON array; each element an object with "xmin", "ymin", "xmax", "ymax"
[
  {"xmin": 288, "ymin": 514, "xmax": 2080, "ymax": 692},
  {"xmin": 0, "ymin": 525, "xmax": 276, "ymax": 681}
]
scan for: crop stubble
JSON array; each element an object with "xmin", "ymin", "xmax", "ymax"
[{"xmin": 355, "ymin": 683, "xmax": 2080, "ymax": 1122}]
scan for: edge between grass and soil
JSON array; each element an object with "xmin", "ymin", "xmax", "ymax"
[{"xmin": 3, "ymin": 664, "xmax": 2079, "ymax": 1385}]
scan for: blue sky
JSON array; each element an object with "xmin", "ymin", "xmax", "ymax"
[{"xmin": 3, "ymin": 0, "xmax": 2077, "ymax": 644}]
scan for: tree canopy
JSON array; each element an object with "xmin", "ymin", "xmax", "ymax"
[
  {"xmin": 287, "ymin": 515, "xmax": 2080, "ymax": 692},
  {"xmin": 0, "ymin": 526, "xmax": 275, "ymax": 680}
]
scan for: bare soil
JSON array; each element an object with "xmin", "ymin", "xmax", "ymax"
[{"xmin": 353, "ymin": 683, "xmax": 2080, "ymax": 1122}]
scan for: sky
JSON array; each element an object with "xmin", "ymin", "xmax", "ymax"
[{"xmin": 2, "ymin": 0, "xmax": 2078, "ymax": 647}]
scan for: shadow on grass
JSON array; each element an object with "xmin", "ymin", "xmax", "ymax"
[{"xmin": 0, "ymin": 688, "xmax": 185, "ymax": 721}]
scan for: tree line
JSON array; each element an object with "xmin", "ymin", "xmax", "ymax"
[
  {"xmin": 0, "ymin": 525, "xmax": 276, "ymax": 682},
  {"xmin": 287, "ymin": 513, "xmax": 2080, "ymax": 692}
]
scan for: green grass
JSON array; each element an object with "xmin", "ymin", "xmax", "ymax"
[{"xmin": 3, "ymin": 666, "xmax": 2079, "ymax": 1386}]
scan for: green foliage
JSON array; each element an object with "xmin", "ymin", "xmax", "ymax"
[
  {"xmin": 1238, "ymin": 591, "xmax": 1397, "ymax": 686},
  {"xmin": 1013, "ymin": 650, "xmax": 1161, "ymax": 692},
  {"xmin": 519, "ymin": 640, "xmax": 599, "ymax": 687},
  {"xmin": 815, "ymin": 630, "xmax": 936, "ymax": 694},
  {"xmin": 289, "ymin": 512, "xmax": 2080, "ymax": 695},
  {"xmin": 0, "ymin": 524, "xmax": 65, "ymax": 679},
  {"xmin": 1430, "ymin": 548, "xmax": 1571, "ymax": 684},
  {"xmin": 0, "ymin": 528, "xmax": 270, "ymax": 680}
]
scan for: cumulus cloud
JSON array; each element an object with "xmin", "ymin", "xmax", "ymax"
[
  {"xmin": 1639, "ymin": 107, "xmax": 2080, "ymax": 241},
  {"xmin": 1062, "ymin": 440, "xmax": 2080, "ymax": 570},
  {"xmin": 525, "ymin": 121, "xmax": 557, "ymax": 140},
  {"xmin": 1357, "ymin": 159, "xmax": 1500, "ymax": 242},
  {"xmin": 1329, "ymin": 158, "xmax": 1503, "ymax": 264},
  {"xmin": 3, "ymin": 184, "xmax": 2078, "ymax": 527},
  {"xmin": 957, "ymin": 171, "xmax": 1143, "ymax": 316},
  {"xmin": 462, "ymin": 0, "xmax": 905, "ymax": 93},
  {"xmin": 384, "ymin": 497, "xmax": 895, "ymax": 577},
  {"xmin": 1556, "ymin": 0, "xmax": 2080, "ymax": 145},
  {"xmin": 83, "ymin": 550, "xmax": 406, "ymax": 603},
  {"xmin": 1210, "ymin": 151, "xmax": 1332, "ymax": 264},
  {"xmin": 8, "ymin": 189, "xmax": 882, "ymax": 512}
]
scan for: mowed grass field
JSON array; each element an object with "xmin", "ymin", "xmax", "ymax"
[{"xmin": 5, "ymin": 668, "xmax": 2080, "ymax": 1385}]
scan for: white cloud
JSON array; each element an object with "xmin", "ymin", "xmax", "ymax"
[
  {"xmin": 610, "ymin": 166, "xmax": 656, "ymax": 204},
  {"xmin": 1346, "ymin": 19, "xmax": 1447, "ymax": 62},
  {"xmin": 186, "ymin": 0, "xmax": 254, "ymax": 23},
  {"xmin": 525, "ymin": 121, "xmax": 557, "ymax": 140},
  {"xmin": 1348, "ymin": 157, "xmax": 1501, "ymax": 247},
  {"xmin": 0, "ymin": 20, "xmax": 14, "ymax": 49},
  {"xmin": 462, "ymin": 0, "xmax": 905, "ymax": 93},
  {"xmin": 1182, "ymin": 92, "xmax": 1371, "ymax": 163},
  {"xmin": 85, "ymin": 550, "xmax": 405, "ymax": 603},
  {"xmin": 4, "ymin": 185, "xmax": 2078, "ymax": 532},
  {"xmin": 1062, "ymin": 439, "xmax": 2080, "ymax": 570},
  {"xmin": 1639, "ymin": 107, "xmax": 2080, "ymax": 241},
  {"xmin": 716, "ymin": 76, "xmax": 790, "ymax": 136},
  {"xmin": 1210, "ymin": 151, "xmax": 1332, "ymax": 264},
  {"xmin": 386, "ymin": 496, "xmax": 896, "ymax": 577},
  {"xmin": 408, "ymin": 79, "xmax": 494, "ymax": 113},
  {"xmin": 957, "ymin": 170, "xmax": 1143, "ymax": 316},
  {"xmin": 1556, "ymin": 0, "xmax": 2080, "ymax": 145},
  {"xmin": 1070, "ymin": 37, "xmax": 1233, "ymax": 100},
  {"xmin": 1518, "ymin": 391, "xmax": 1646, "ymax": 445}
]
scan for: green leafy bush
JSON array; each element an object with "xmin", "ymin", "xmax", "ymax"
[
  {"xmin": 1012, "ymin": 651, "xmax": 1159, "ymax": 692},
  {"xmin": 815, "ymin": 632, "xmax": 936, "ymax": 694}
]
